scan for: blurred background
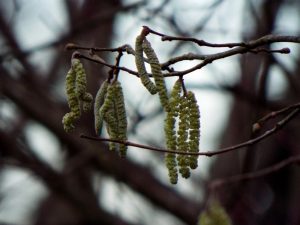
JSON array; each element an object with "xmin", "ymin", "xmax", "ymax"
[{"xmin": 0, "ymin": 0, "xmax": 299, "ymax": 224}]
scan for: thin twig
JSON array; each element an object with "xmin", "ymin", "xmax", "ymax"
[
  {"xmin": 253, "ymin": 102, "xmax": 300, "ymax": 132},
  {"xmin": 210, "ymin": 154, "xmax": 300, "ymax": 189},
  {"xmin": 144, "ymin": 26, "xmax": 300, "ymax": 48},
  {"xmin": 81, "ymin": 107, "xmax": 300, "ymax": 157}
]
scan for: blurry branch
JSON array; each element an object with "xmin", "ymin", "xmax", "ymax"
[
  {"xmin": 66, "ymin": 26, "xmax": 299, "ymax": 78},
  {"xmin": 210, "ymin": 154, "xmax": 300, "ymax": 189},
  {"xmin": 252, "ymin": 102, "xmax": 300, "ymax": 132},
  {"xmin": 81, "ymin": 103, "xmax": 300, "ymax": 156},
  {"xmin": 0, "ymin": 130, "xmax": 137, "ymax": 225}
]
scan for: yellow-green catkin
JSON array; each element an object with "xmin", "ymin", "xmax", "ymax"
[
  {"xmin": 142, "ymin": 38, "xmax": 170, "ymax": 112},
  {"xmin": 100, "ymin": 81, "xmax": 128, "ymax": 156},
  {"xmin": 72, "ymin": 58, "xmax": 93, "ymax": 112},
  {"xmin": 164, "ymin": 79, "xmax": 182, "ymax": 184},
  {"xmin": 99, "ymin": 83, "xmax": 117, "ymax": 151},
  {"xmin": 177, "ymin": 95, "xmax": 191, "ymax": 178},
  {"xmin": 62, "ymin": 68, "xmax": 81, "ymax": 132},
  {"xmin": 94, "ymin": 80, "xmax": 109, "ymax": 135},
  {"xmin": 198, "ymin": 200, "xmax": 232, "ymax": 225},
  {"xmin": 113, "ymin": 81, "xmax": 128, "ymax": 157},
  {"xmin": 187, "ymin": 91, "xmax": 200, "ymax": 169},
  {"xmin": 135, "ymin": 35, "xmax": 157, "ymax": 95},
  {"xmin": 104, "ymin": 106, "xmax": 118, "ymax": 152}
]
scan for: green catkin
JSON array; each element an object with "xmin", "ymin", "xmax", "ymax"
[
  {"xmin": 72, "ymin": 58, "xmax": 93, "ymax": 112},
  {"xmin": 100, "ymin": 83, "xmax": 117, "ymax": 151},
  {"xmin": 164, "ymin": 80, "xmax": 182, "ymax": 184},
  {"xmin": 198, "ymin": 200, "xmax": 232, "ymax": 225},
  {"xmin": 94, "ymin": 80, "xmax": 109, "ymax": 135},
  {"xmin": 62, "ymin": 68, "xmax": 81, "ymax": 132},
  {"xmin": 113, "ymin": 81, "xmax": 128, "ymax": 157},
  {"xmin": 100, "ymin": 81, "xmax": 128, "ymax": 155},
  {"xmin": 177, "ymin": 96, "xmax": 191, "ymax": 178},
  {"xmin": 135, "ymin": 35, "xmax": 158, "ymax": 95},
  {"xmin": 187, "ymin": 91, "xmax": 200, "ymax": 169},
  {"xmin": 104, "ymin": 106, "xmax": 119, "ymax": 152},
  {"xmin": 142, "ymin": 38, "xmax": 170, "ymax": 112}
]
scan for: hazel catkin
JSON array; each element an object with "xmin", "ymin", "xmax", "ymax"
[
  {"xmin": 72, "ymin": 58, "xmax": 93, "ymax": 112},
  {"xmin": 164, "ymin": 79, "xmax": 182, "ymax": 184},
  {"xmin": 177, "ymin": 96, "xmax": 191, "ymax": 178},
  {"xmin": 142, "ymin": 38, "xmax": 170, "ymax": 112},
  {"xmin": 94, "ymin": 80, "xmax": 109, "ymax": 135},
  {"xmin": 187, "ymin": 91, "xmax": 200, "ymax": 169},
  {"xmin": 113, "ymin": 81, "xmax": 128, "ymax": 157},
  {"xmin": 135, "ymin": 35, "xmax": 157, "ymax": 95},
  {"xmin": 62, "ymin": 68, "xmax": 81, "ymax": 132}
]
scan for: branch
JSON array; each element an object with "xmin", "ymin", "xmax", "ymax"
[
  {"xmin": 210, "ymin": 154, "xmax": 300, "ymax": 189},
  {"xmin": 81, "ymin": 105, "xmax": 300, "ymax": 157},
  {"xmin": 144, "ymin": 26, "xmax": 300, "ymax": 47},
  {"xmin": 252, "ymin": 102, "xmax": 300, "ymax": 132},
  {"xmin": 65, "ymin": 27, "xmax": 299, "ymax": 78}
]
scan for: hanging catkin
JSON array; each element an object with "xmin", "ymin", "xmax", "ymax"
[
  {"xmin": 142, "ymin": 38, "xmax": 170, "ymax": 112},
  {"xmin": 177, "ymin": 95, "xmax": 191, "ymax": 178},
  {"xmin": 135, "ymin": 35, "xmax": 158, "ymax": 95},
  {"xmin": 94, "ymin": 80, "xmax": 109, "ymax": 135},
  {"xmin": 62, "ymin": 68, "xmax": 81, "ymax": 132},
  {"xmin": 113, "ymin": 81, "xmax": 128, "ymax": 157},
  {"xmin": 72, "ymin": 58, "xmax": 93, "ymax": 112},
  {"xmin": 187, "ymin": 91, "xmax": 200, "ymax": 169},
  {"xmin": 164, "ymin": 79, "xmax": 182, "ymax": 184},
  {"xmin": 99, "ymin": 81, "xmax": 128, "ymax": 156}
]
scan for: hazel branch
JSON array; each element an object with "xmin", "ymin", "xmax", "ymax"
[
  {"xmin": 144, "ymin": 26, "xmax": 300, "ymax": 47},
  {"xmin": 210, "ymin": 154, "xmax": 300, "ymax": 189},
  {"xmin": 81, "ymin": 105, "xmax": 300, "ymax": 157},
  {"xmin": 253, "ymin": 102, "xmax": 300, "ymax": 132}
]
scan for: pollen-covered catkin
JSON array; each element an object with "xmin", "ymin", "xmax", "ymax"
[
  {"xmin": 62, "ymin": 68, "xmax": 81, "ymax": 132},
  {"xmin": 72, "ymin": 58, "xmax": 93, "ymax": 112},
  {"xmin": 135, "ymin": 35, "xmax": 157, "ymax": 95},
  {"xmin": 187, "ymin": 91, "xmax": 200, "ymax": 169},
  {"xmin": 177, "ymin": 96, "xmax": 191, "ymax": 178},
  {"xmin": 164, "ymin": 79, "xmax": 182, "ymax": 184},
  {"xmin": 94, "ymin": 80, "xmax": 109, "ymax": 135},
  {"xmin": 142, "ymin": 38, "xmax": 170, "ymax": 112},
  {"xmin": 104, "ymin": 106, "xmax": 118, "ymax": 152},
  {"xmin": 198, "ymin": 200, "xmax": 232, "ymax": 225},
  {"xmin": 113, "ymin": 81, "xmax": 128, "ymax": 157}
]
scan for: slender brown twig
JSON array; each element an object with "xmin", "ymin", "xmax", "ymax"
[
  {"xmin": 253, "ymin": 102, "xmax": 300, "ymax": 132},
  {"xmin": 210, "ymin": 154, "xmax": 300, "ymax": 189},
  {"xmin": 81, "ymin": 106, "xmax": 300, "ymax": 157}
]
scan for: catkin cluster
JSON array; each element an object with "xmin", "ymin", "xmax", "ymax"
[
  {"xmin": 164, "ymin": 79, "xmax": 201, "ymax": 184},
  {"xmin": 135, "ymin": 35, "xmax": 170, "ymax": 112},
  {"xmin": 94, "ymin": 80, "xmax": 128, "ymax": 157},
  {"xmin": 198, "ymin": 200, "xmax": 232, "ymax": 225},
  {"xmin": 62, "ymin": 59, "xmax": 93, "ymax": 132}
]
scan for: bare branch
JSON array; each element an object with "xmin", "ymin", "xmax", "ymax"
[
  {"xmin": 210, "ymin": 154, "xmax": 300, "ymax": 189},
  {"xmin": 81, "ymin": 103, "xmax": 300, "ymax": 157}
]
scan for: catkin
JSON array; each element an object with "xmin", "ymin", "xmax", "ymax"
[
  {"xmin": 94, "ymin": 80, "xmax": 109, "ymax": 135},
  {"xmin": 198, "ymin": 200, "xmax": 232, "ymax": 225},
  {"xmin": 100, "ymin": 81, "xmax": 128, "ymax": 156},
  {"xmin": 72, "ymin": 58, "xmax": 93, "ymax": 112},
  {"xmin": 113, "ymin": 81, "xmax": 128, "ymax": 157},
  {"xmin": 187, "ymin": 91, "xmax": 200, "ymax": 169},
  {"xmin": 164, "ymin": 79, "xmax": 182, "ymax": 184},
  {"xmin": 135, "ymin": 35, "xmax": 157, "ymax": 95},
  {"xmin": 142, "ymin": 38, "xmax": 170, "ymax": 112},
  {"xmin": 177, "ymin": 96, "xmax": 191, "ymax": 178},
  {"xmin": 62, "ymin": 68, "xmax": 81, "ymax": 132}
]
